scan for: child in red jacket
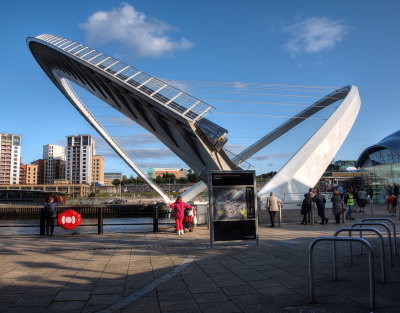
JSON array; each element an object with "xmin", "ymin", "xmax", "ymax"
[{"xmin": 170, "ymin": 196, "xmax": 193, "ymax": 235}]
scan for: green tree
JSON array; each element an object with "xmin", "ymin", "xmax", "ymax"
[
  {"xmin": 187, "ymin": 173, "xmax": 199, "ymax": 183},
  {"xmin": 112, "ymin": 179, "xmax": 121, "ymax": 186},
  {"xmin": 177, "ymin": 177, "xmax": 188, "ymax": 184}
]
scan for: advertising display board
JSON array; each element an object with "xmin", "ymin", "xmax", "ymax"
[{"xmin": 209, "ymin": 170, "xmax": 258, "ymax": 245}]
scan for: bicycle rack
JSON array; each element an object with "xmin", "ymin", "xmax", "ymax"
[
  {"xmin": 361, "ymin": 218, "xmax": 397, "ymax": 256},
  {"xmin": 309, "ymin": 237, "xmax": 375, "ymax": 310},
  {"xmin": 351, "ymin": 222, "xmax": 393, "ymax": 267},
  {"xmin": 333, "ymin": 227, "xmax": 386, "ymax": 282}
]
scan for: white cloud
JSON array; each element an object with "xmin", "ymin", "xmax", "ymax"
[
  {"xmin": 251, "ymin": 153, "xmax": 293, "ymax": 161},
  {"xmin": 80, "ymin": 3, "xmax": 193, "ymax": 58},
  {"xmin": 283, "ymin": 17, "xmax": 349, "ymax": 55}
]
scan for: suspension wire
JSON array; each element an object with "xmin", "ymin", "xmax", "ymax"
[
  {"xmin": 191, "ymin": 90, "xmax": 341, "ymax": 99},
  {"xmin": 166, "ymin": 79, "xmax": 339, "ymax": 89},
  {"xmin": 213, "ymin": 111, "xmax": 327, "ymax": 120},
  {"xmin": 179, "ymin": 86, "xmax": 336, "ymax": 93},
  {"xmin": 204, "ymin": 99, "xmax": 339, "ymax": 108}
]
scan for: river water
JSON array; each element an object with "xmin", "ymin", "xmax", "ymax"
[{"xmin": 0, "ymin": 217, "xmax": 175, "ymax": 235}]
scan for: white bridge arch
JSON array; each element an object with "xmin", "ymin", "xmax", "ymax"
[{"xmin": 28, "ymin": 34, "xmax": 360, "ymax": 203}]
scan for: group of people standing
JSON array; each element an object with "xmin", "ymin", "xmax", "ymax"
[
  {"xmin": 300, "ymin": 188, "xmax": 329, "ymax": 225},
  {"xmin": 299, "ymin": 185, "xmax": 373, "ymax": 225}
]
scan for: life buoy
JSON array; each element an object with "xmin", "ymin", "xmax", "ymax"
[{"xmin": 57, "ymin": 210, "xmax": 82, "ymax": 230}]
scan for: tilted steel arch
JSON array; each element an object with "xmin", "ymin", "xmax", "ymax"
[
  {"xmin": 27, "ymin": 34, "xmax": 239, "ymax": 202},
  {"xmin": 28, "ymin": 34, "xmax": 360, "ymax": 202},
  {"xmin": 182, "ymin": 85, "xmax": 361, "ymax": 201}
]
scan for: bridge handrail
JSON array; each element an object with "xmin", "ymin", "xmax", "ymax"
[
  {"xmin": 309, "ymin": 237, "xmax": 375, "ymax": 310},
  {"xmin": 351, "ymin": 222, "xmax": 394, "ymax": 267}
]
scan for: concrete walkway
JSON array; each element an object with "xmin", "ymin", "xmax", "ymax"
[{"xmin": 0, "ymin": 205, "xmax": 399, "ymax": 313}]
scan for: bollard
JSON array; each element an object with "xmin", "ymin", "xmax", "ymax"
[
  {"xmin": 40, "ymin": 209, "xmax": 46, "ymax": 236},
  {"xmin": 98, "ymin": 207, "xmax": 103, "ymax": 234},
  {"xmin": 153, "ymin": 206, "xmax": 159, "ymax": 232}
]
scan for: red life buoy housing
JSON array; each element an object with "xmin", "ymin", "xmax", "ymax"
[{"xmin": 57, "ymin": 210, "xmax": 82, "ymax": 230}]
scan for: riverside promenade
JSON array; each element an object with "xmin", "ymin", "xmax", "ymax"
[{"xmin": 0, "ymin": 205, "xmax": 399, "ymax": 313}]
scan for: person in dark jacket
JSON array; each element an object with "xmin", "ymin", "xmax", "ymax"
[
  {"xmin": 301, "ymin": 193, "xmax": 312, "ymax": 224},
  {"xmin": 313, "ymin": 189, "xmax": 328, "ymax": 224},
  {"xmin": 44, "ymin": 197, "xmax": 57, "ymax": 236},
  {"xmin": 331, "ymin": 189, "xmax": 343, "ymax": 224}
]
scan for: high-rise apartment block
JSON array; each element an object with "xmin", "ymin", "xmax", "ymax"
[
  {"xmin": 0, "ymin": 133, "xmax": 21, "ymax": 185},
  {"xmin": 66, "ymin": 135, "xmax": 95, "ymax": 184},
  {"xmin": 20, "ymin": 164, "xmax": 39, "ymax": 184},
  {"xmin": 42, "ymin": 144, "xmax": 65, "ymax": 184},
  {"xmin": 92, "ymin": 155, "xmax": 104, "ymax": 185}
]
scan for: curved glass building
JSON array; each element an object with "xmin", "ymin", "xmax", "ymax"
[{"xmin": 356, "ymin": 130, "xmax": 400, "ymax": 202}]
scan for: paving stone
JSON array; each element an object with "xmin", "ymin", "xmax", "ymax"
[
  {"xmin": 192, "ymin": 291, "xmax": 229, "ymax": 303},
  {"xmin": 222, "ymin": 284, "xmax": 258, "ymax": 296},
  {"xmin": 46, "ymin": 301, "xmax": 85, "ymax": 312},
  {"xmin": 87, "ymin": 294, "xmax": 122, "ymax": 305},
  {"xmin": 55, "ymin": 290, "xmax": 91, "ymax": 301},
  {"xmin": 3, "ymin": 306, "xmax": 45, "ymax": 313},
  {"xmin": 92, "ymin": 284, "xmax": 125, "ymax": 295},
  {"xmin": 198, "ymin": 300, "xmax": 242, "ymax": 313}
]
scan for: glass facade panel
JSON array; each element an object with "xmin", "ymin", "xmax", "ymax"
[{"xmin": 361, "ymin": 163, "xmax": 400, "ymax": 203}]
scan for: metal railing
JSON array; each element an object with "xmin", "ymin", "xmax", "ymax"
[
  {"xmin": 351, "ymin": 222, "xmax": 394, "ymax": 266},
  {"xmin": 309, "ymin": 237, "xmax": 375, "ymax": 310},
  {"xmin": 0, "ymin": 207, "xmax": 173, "ymax": 235},
  {"xmin": 333, "ymin": 227, "xmax": 387, "ymax": 282},
  {"xmin": 361, "ymin": 218, "xmax": 397, "ymax": 256}
]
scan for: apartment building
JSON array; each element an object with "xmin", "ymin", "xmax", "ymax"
[
  {"xmin": 42, "ymin": 144, "xmax": 66, "ymax": 184},
  {"xmin": 92, "ymin": 155, "xmax": 104, "ymax": 185},
  {"xmin": 65, "ymin": 135, "xmax": 95, "ymax": 184},
  {"xmin": 0, "ymin": 133, "xmax": 21, "ymax": 185},
  {"xmin": 19, "ymin": 164, "xmax": 39, "ymax": 184}
]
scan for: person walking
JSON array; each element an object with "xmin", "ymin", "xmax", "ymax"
[
  {"xmin": 170, "ymin": 196, "xmax": 193, "ymax": 235},
  {"xmin": 266, "ymin": 192, "xmax": 281, "ymax": 227},
  {"xmin": 357, "ymin": 187, "xmax": 367, "ymax": 213},
  {"xmin": 301, "ymin": 193, "xmax": 312, "ymax": 225},
  {"xmin": 43, "ymin": 196, "xmax": 57, "ymax": 236},
  {"xmin": 313, "ymin": 189, "xmax": 328, "ymax": 224},
  {"xmin": 331, "ymin": 189, "xmax": 343, "ymax": 224},
  {"xmin": 345, "ymin": 189, "xmax": 355, "ymax": 220}
]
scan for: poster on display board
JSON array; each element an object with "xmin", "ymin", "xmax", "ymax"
[{"xmin": 209, "ymin": 170, "xmax": 258, "ymax": 245}]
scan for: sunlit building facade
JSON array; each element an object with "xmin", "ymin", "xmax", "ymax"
[{"xmin": 0, "ymin": 133, "xmax": 21, "ymax": 185}]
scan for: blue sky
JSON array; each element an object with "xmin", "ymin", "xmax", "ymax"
[{"xmin": 1, "ymin": 0, "xmax": 399, "ymax": 176}]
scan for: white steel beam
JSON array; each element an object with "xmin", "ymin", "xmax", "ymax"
[{"xmin": 57, "ymin": 75, "xmax": 171, "ymax": 204}]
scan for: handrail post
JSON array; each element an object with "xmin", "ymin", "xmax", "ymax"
[
  {"xmin": 98, "ymin": 207, "xmax": 103, "ymax": 234},
  {"xmin": 370, "ymin": 198, "xmax": 374, "ymax": 218},
  {"xmin": 40, "ymin": 208, "xmax": 46, "ymax": 236},
  {"xmin": 349, "ymin": 230, "xmax": 353, "ymax": 265},
  {"xmin": 278, "ymin": 204, "xmax": 282, "ymax": 227},
  {"xmin": 153, "ymin": 205, "xmax": 159, "ymax": 232},
  {"xmin": 351, "ymin": 222, "xmax": 393, "ymax": 267}
]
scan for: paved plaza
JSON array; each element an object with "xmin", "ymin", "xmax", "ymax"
[{"xmin": 0, "ymin": 205, "xmax": 399, "ymax": 313}]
